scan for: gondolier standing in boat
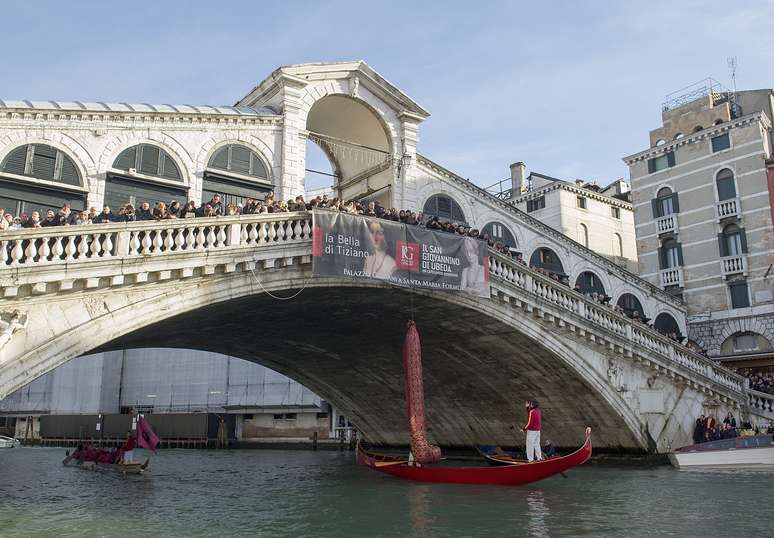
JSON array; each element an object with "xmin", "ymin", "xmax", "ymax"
[
  {"xmin": 122, "ymin": 430, "xmax": 136, "ymax": 464},
  {"xmin": 521, "ymin": 400, "xmax": 543, "ymax": 462}
]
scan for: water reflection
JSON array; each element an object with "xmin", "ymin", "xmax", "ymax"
[
  {"xmin": 407, "ymin": 484, "xmax": 435, "ymax": 538},
  {"xmin": 526, "ymin": 490, "xmax": 550, "ymax": 537}
]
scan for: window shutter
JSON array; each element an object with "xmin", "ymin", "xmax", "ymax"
[
  {"xmin": 139, "ymin": 145, "xmax": 160, "ymax": 175},
  {"xmin": 250, "ymin": 155, "xmax": 268, "ymax": 179},
  {"xmin": 676, "ymin": 243, "xmax": 684, "ymax": 266},
  {"xmin": 161, "ymin": 155, "xmax": 181, "ymax": 180},
  {"xmin": 717, "ymin": 233, "xmax": 727, "ymax": 257},
  {"xmin": 658, "ymin": 246, "xmax": 665, "ymax": 269},
  {"xmin": 666, "ymin": 151, "xmax": 675, "ymax": 167},
  {"xmin": 209, "ymin": 147, "xmax": 229, "ymax": 170},
  {"xmin": 230, "ymin": 146, "xmax": 251, "ymax": 175},
  {"xmin": 114, "ymin": 146, "xmax": 137, "ymax": 170},
  {"xmin": 651, "ymin": 198, "xmax": 662, "ymax": 218},
  {"xmin": 648, "ymin": 159, "xmax": 656, "ymax": 174},
  {"xmin": 60, "ymin": 156, "xmax": 81, "ymax": 185},
  {"xmin": 671, "ymin": 192, "xmax": 680, "ymax": 213},
  {"xmin": 739, "ymin": 228, "xmax": 748, "ymax": 253},
  {"xmin": 2, "ymin": 145, "xmax": 28, "ymax": 175},
  {"xmin": 31, "ymin": 145, "xmax": 57, "ymax": 180}
]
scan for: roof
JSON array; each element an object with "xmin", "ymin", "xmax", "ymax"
[{"xmin": 0, "ymin": 99, "xmax": 278, "ymax": 116}]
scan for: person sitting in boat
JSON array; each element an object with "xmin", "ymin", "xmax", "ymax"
[
  {"xmin": 122, "ymin": 430, "xmax": 136, "ymax": 464},
  {"xmin": 72, "ymin": 444, "xmax": 85, "ymax": 462},
  {"xmin": 95, "ymin": 449, "xmax": 114, "ymax": 463},
  {"xmin": 543, "ymin": 440, "xmax": 558, "ymax": 458}
]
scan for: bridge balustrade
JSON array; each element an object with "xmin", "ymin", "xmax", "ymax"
[
  {"xmin": 748, "ymin": 389, "xmax": 774, "ymax": 417},
  {"xmin": 0, "ymin": 212, "xmax": 746, "ymax": 399}
]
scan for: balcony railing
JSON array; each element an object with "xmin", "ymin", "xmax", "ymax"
[
  {"xmin": 659, "ymin": 267, "xmax": 684, "ymax": 288},
  {"xmin": 720, "ymin": 254, "xmax": 747, "ymax": 277},
  {"xmin": 748, "ymin": 389, "xmax": 774, "ymax": 418},
  {"xmin": 656, "ymin": 215, "xmax": 678, "ymax": 235},
  {"xmin": 716, "ymin": 198, "xmax": 740, "ymax": 220}
]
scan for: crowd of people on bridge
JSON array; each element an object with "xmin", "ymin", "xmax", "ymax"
[
  {"xmin": 730, "ymin": 368, "xmax": 774, "ymax": 395},
  {"xmin": 0, "ymin": 193, "xmax": 519, "ymax": 258}
]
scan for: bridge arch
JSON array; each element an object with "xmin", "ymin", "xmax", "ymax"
[
  {"xmin": 5, "ymin": 272, "xmax": 644, "ymax": 450},
  {"xmin": 529, "ymin": 246, "xmax": 565, "ymax": 275},
  {"xmin": 616, "ymin": 292, "xmax": 647, "ymax": 320}
]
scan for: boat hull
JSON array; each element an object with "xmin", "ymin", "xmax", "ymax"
[
  {"xmin": 358, "ymin": 427, "xmax": 592, "ymax": 486},
  {"xmin": 63, "ymin": 453, "xmax": 150, "ymax": 474},
  {"xmin": 669, "ymin": 445, "xmax": 774, "ymax": 469}
]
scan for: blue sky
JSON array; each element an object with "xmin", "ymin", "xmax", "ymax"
[{"xmin": 2, "ymin": 0, "xmax": 771, "ymax": 190}]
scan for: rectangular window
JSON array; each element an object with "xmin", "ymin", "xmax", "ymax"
[
  {"xmin": 648, "ymin": 151, "xmax": 675, "ymax": 173},
  {"xmin": 729, "ymin": 282, "xmax": 750, "ymax": 309},
  {"xmin": 711, "ymin": 133, "xmax": 730, "ymax": 152},
  {"xmin": 243, "ymin": 414, "xmax": 254, "ymax": 420},
  {"xmin": 576, "ymin": 196, "xmax": 587, "ymax": 209},
  {"xmin": 526, "ymin": 196, "xmax": 545, "ymax": 212},
  {"xmin": 273, "ymin": 414, "xmax": 284, "ymax": 420},
  {"xmin": 316, "ymin": 412, "xmax": 329, "ymax": 419},
  {"xmin": 611, "ymin": 206, "xmax": 620, "ymax": 219}
]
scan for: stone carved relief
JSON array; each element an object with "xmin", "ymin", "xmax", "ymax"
[
  {"xmin": 350, "ymin": 75, "xmax": 360, "ymax": 98},
  {"xmin": 607, "ymin": 359, "xmax": 627, "ymax": 392},
  {"xmin": 0, "ymin": 310, "xmax": 28, "ymax": 350}
]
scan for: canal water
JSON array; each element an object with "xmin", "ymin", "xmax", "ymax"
[{"xmin": 1, "ymin": 447, "xmax": 771, "ymax": 537}]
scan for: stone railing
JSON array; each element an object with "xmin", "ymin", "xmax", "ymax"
[
  {"xmin": 0, "ymin": 214, "xmax": 313, "ymax": 268},
  {"xmin": 748, "ymin": 389, "xmax": 774, "ymax": 417},
  {"xmin": 716, "ymin": 197, "xmax": 740, "ymax": 220},
  {"xmin": 488, "ymin": 255, "xmax": 745, "ymax": 396},
  {"xmin": 659, "ymin": 267, "xmax": 684, "ymax": 288},
  {"xmin": 720, "ymin": 254, "xmax": 747, "ymax": 277},
  {"xmin": 656, "ymin": 214, "xmax": 678, "ymax": 235},
  {"xmin": 0, "ymin": 213, "xmax": 746, "ymax": 398}
]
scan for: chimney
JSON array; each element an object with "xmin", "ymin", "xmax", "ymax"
[{"xmin": 509, "ymin": 162, "xmax": 526, "ymax": 196}]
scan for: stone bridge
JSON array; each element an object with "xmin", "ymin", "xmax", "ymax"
[{"xmin": 1, "ymin": 212, "xmax": 769, "ymax": 452}]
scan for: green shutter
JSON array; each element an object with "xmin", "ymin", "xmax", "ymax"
[
  {"xmin": 676, "ymin": 243, "xmax": 684, "ymax": 266},
  {"xmin": 739, "ymin": 228, "xmax": 748, "ymax": 253},
  {"xmin": 651, "ymin": 199, "xmax": 662, "ymax": 218},
  {"xmin": 658, "ymin": 246, "xmax": 665, "ymax": 269},
  {"xmin": 139, "ymin": 145, "xmax": 160, "ymax": 175},
  {"xmin": 31, "ymin": 145, "xmax": 57, "ymax": 181},
  {"xmin": 160, "ymin": 154, "xmax": 181, "ymax": 180},
  {"xmin": 648, "ymin": 159, "xmax": 656, "ymax": 174},
  {"xmin": 114, "ymin": 146, "xmax": 137, "ymax": 170},
  {"xmin": 718, "ymin": 233, "xmax": 728, "ymax": 257},
  {"xmin": 2, "ymin": 145, "xmax": 29, "ymax": 175},
  {"xmin": 209, "ymin": 147, "xmax": 229, "ymax": 170},
  {"xmin": 230, "ymin": 146, "xmax": 251, "ymax": 175},
  {"xmin": 59, "ymin": 155, "xmax": 81, "ymax": 185},
  {"xmin": 250, "ymin": 154, "xmax": 267, "ymax": 178},
  {"xmin": 666, "ymin": 151, "xmax": 675, "ymax": 167}
]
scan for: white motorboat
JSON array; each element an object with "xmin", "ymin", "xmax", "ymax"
[
  {"xmin": 669, "ymin": 433, "xmax": 774, "ymax": 469},
  {"xmin": 0, "ymin": 435, "xmax": 20, "ymax": 448}
]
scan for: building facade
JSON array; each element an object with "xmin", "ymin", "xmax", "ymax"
[
  {"xmin": 487, "ymin": 163, "xmax": 638, "ymax": 273},
  {"xmin": 624, "ymin": 81, "xmax": 774, "ymax": 366}
]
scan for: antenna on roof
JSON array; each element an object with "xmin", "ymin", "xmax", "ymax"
[{"xmin": 727, "ymin": 56, "xmax": 738, "ymax": 94}]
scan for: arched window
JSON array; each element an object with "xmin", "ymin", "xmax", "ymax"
[
  {"xmin": 613, "ymin": 233, "xmax": 623, "ymax": 257},
  {"xmin": 716, "ymin": 168, "xmax": 736, "ymax": 201},
  {"xmin": 660, "ymin": 238, "xmax": 681, "ymax": 268},
  {"xmin": 529, "ymin": 247, "xmax": 564, "ymax": 274},
  {"xmin": 0, "ymin": 144, "xmax": 85, "ymax": 215},
  {"xmin": 423, "ymin": 194, "xmax": 465, "ymax": 222},
  {"xmin": 692, "ymin": 125, "xmax": 704, "ymax": 133},
  {"xmin": 204, "ymin": 144, "xmax": 273, "ymax": 206},
  {"xmin": 578, "ymin": 223, "xmax": 589, "ymax": 247},
  {"xmin": 113, "ymin": 144, "xmax": 181, "ymax": 180},
  {"xmin": 208, "ymin": 144, "xmax": 268, "ymax": 179},
  {"xmin": 481, "ymin": 222, "xmax": 516, "ymax": 247},
  {"xmin": 656, "ymin": 187, "xmax": 675, "ymax": 216},
  {"xmin": 106, "ymin": 144, "xmax": 187, "ymax": 209},
  {"xmin": 655, "ymin": 139, "xmax": 665, "ymax": 146},
  {"xmin": 575, "ymin": 271, "xmax": 605, "ymax": 295},
  {"xmin": 719, "ymin": 223, "xmax": 746, "ymax": 257},
  {"xmin": 617, "ymin": 293, "xmax": 646, "ymax": 320},
  {"xmin": 654, "ymin": 312, "xmax": 681, "ymax": 338},
  {"xmin": 1, "ymin": 144, "xmax": 81, "ymax": 185},
  {"xmin": 673, "ymin": 133, "xmax": 684, "ymax": 140}
]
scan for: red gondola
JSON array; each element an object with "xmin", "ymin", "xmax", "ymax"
[{"xmin": 357, "ymin": 427, "xmax": 592, "ymax": 486}]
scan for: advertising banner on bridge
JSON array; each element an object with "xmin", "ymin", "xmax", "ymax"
[{"xmin": 312, "ymin": 210, "xmax": 489, "ymax": 298}]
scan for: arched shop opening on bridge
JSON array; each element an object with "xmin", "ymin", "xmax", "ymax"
[
  {"xmin": 0, "ymin": 144, "xmax": 86, "ymax": 214},
  {"xmin": 617, "ymin": 293, "xmax": 648, "ymax": 321},
  {"xmin": 304, "ymin": 95, "xmax": 393, "ymax": 206},
  {"xmin": 423, "ymin": 194, "xmax": 466, "ymax": 223},
  {"xmin": 105, "ymin": 144, "xmax": 187, "ymax": 209},
  {"xmin": 529, "ymin": 247, "xmax": 565, "ymax": 275},
  {"xmin": 575, "ymin": 271, "xmax": 606, "ymax": 296},
  {"xmin": 203, "ymin": 144, "xmax": 273, "ymax": 206},
  {"xmin": 653, "ymin": 312, "xmax": 682, "ymax": 339}
]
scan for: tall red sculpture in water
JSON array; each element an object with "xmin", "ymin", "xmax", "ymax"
[{"xmin": 403, "ymin": 321, "xmax": 442, "ymax": 464}]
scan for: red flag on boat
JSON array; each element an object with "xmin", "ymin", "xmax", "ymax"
[{"xmin": 137, "ymin": 415, "xmax": 160, "ymax": 453}]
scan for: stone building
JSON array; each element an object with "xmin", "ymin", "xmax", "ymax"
[
  {"xmin": 623, "ymin": 80, "xmax": 774, "ymax": 368},
  {"xmin": 487, "ymin": 163, "xmax": 638, "ymax": 273}
]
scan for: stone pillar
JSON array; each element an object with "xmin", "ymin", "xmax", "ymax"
[
  {"xmin": 509, "ymin": 162, "xmax": 526, "ymax": 197},
  {"xmin": 394, "ymin": 112, "xmax": 423, "ymax": 210},
  {"xmin": 277, "ymin": 81, "xmax": 309, "ymax": 201}
]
